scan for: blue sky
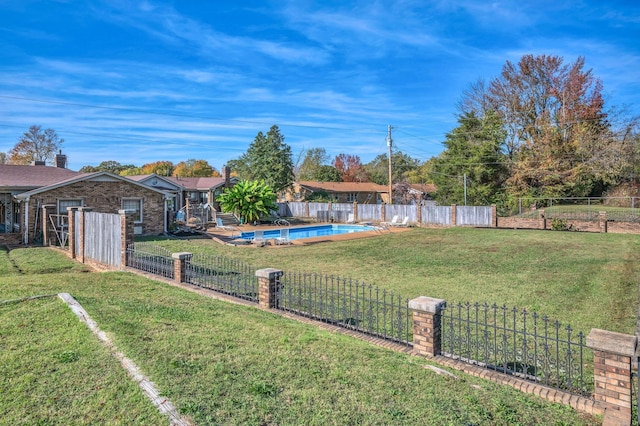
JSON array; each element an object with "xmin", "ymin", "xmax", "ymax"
[{"xmin": 0, "ymin": 1, "xmax": 638, "ymax": 172}]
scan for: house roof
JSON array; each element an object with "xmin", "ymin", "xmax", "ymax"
[
  {"xmin": 408, "ymin": 183, "xmax": 437, "ymax": 193},
  {"xmin": 127, "ymin": 174, "xmax": 237, "ymax": 191},
  {"xmin": 0, "ymin": 164, "xmax": 79, "ymax": 190},
  {"xmin": 297, "ymin": 181, "xmax": 388, "ymax": 193},
  {"xmin": 14, "ymin": 171, "xmax": 171, "ymax": 200}
]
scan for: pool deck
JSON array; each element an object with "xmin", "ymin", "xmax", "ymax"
[{"xmin": 200, "ymin": 221, "xmax": 412, "ymax": 247}]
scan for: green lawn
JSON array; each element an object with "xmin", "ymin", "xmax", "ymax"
[
  {"xmin": 142, "ymin": 227, "xmax": 640, "ymax": 335},
  {"xmin": 0, "ymin": 246, "xmax": 600, "ymax": 425}
]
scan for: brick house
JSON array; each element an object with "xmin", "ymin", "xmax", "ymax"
[
  {"xmin": 1, "ymin": 160, "xmax": 169, "ymax": 244},
  {"xmin": 287, "ymin": 181, "xmax": 390, "ymax": 204},
  {"xmin": 127, "ymin": 166, "xmax": 238, "ymax": 214}
]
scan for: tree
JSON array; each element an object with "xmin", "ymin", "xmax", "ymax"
[
  {"xmin": 363, "ymin": 151, "xmax": 420, "ymax": 185},
  {"xmin": 430, "ymin": 111, "xmax": 508, "ymax": 206},
  {"xmin": 119, "ymin": 167, "xmax": 143, "ymax": 176},
  {"xmin": 314, "ymin": 165, "xmax": 342, "ymax": 182},
  {"xmin": 9, "ymin": 125, "xmax": 63, "ymax": 165},
  {"xmin": 79, "ymin": 160, "xmax": 136, "ymax": 174},
  {"xmin": 332, "ymin": 154, "xmax": 367, "ymax": 182},
  {"xmin": 141, "ymin": 161, "xmax": 174, "ymax": 176},
  {"xmin": 231, "ymin": 125, "xmax": 294, "ymax": 193},
  {"xmin": 217, "ymin": 180, "xmax": 277, "ymax": 224},
  {"xmin": 0, "ymin": 153, "xmax": 6, "ymax": 164},
  {"xmin": 297, "ymin": 148, "xmax": 330, "ymax": 181},
  {"xmin": 173, "ymin": 159, "xmax": 219, "ymax": 177}
]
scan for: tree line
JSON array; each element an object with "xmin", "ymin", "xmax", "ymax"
[{"xmin": 3, "ymin": 54, "xmax": 638, "ymax": 212}]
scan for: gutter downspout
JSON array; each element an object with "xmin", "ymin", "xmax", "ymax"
[
  {"xmin": 23, "ymin": 197, "xmax": 29, "ymax": 245},
  {"xmin": 164, "ymin": 195, "xmax": 168, "ymax": 233}
]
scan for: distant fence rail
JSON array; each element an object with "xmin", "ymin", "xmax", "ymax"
[
  {"xmin": 514, "ymin": 197, "xmax": 640, "ymax": 223},
  {"xmin": 441, "ymin": 302, "xmax": 591, "ymax": 396},
  {"xmin": 126, "ymin": 243, "xmax": 174, "ymax": 279},
  {"xmin": 277, "ymin": 272, "xmax": 412, "ymax": 345}
]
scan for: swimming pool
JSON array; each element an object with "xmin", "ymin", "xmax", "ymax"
[{"xmin": 240, "ymin": 224, "xmax": 378, "ymax": 242}]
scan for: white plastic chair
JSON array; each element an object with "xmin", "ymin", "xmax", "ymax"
[
  {"xmin": 252, "ymin": 230, "xmax": 266, "ymax": 246},
  {"xmin": 380, "ymin": 215, "xmax": 399, "ymax": 226},
  {"xmin": 275, "ymin": 228, "xmax": 291, "ymax": 245}
]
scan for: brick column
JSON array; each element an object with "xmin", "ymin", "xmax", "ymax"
[
  {"xmin": 67, "ymin": 206, "xmax": 79, "ymax": 259},
  {"xmin": 409, "ymin": 296, "xmax": 446, "ymax": 357},
  {"xmin": 586, "ymin": 329, "xmax": 637, "ymax": 424},
  {"xmin": 353, "ymin": 202, "xmax": 358, "ymax": 222},
  {"xmin": 416, "ymin": 202, "xmax": 422, "ymax": 227},
  {"xmin": 256, "ymin": 268, "xmax": 283, "ymax": 309},
  {"xmin": 599, "ymin": 212, "xmax": 608, "ymax": 233},
  {"xmin": 305, "ymin": 202, "xmax": 309, "ymax": 218},
  {"xmin": 451, "ymin": 204, "xmax": 457, "ymax": 227},
  {"xmin": 119, "ymin": 209, "xmax": 135, "ymax": 269},
  {"xmin": 172, "ymin": 252, "xmax": 193, "ymax": 283},
  {"xmin": 77, "ymin": 207, "xmax": 92, "ymax": 263},
  {"xmin": 491, "ymin": 204, "xmax": 497, "ymax": 227}
]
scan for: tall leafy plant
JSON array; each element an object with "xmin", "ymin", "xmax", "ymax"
[{"xmin": 217, "ymin": 180, "xmax": 277, "ymax": 224}]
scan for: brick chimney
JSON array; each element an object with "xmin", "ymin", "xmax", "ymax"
[
  {"xmin": 54, "ymin": 151, "xmax": 67, "ymax": 168},
  {"xmin": 222, "ymin": 165, "xmax": 230, "ymax": 187}
]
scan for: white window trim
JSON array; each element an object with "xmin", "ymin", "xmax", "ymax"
[
  {"xmin": 57, "ymin": 199, "xmax": 83, "ymax": 226},
  {"xmin": 122, "ymin": 198, "xmax": 143, "ymax": 224}
]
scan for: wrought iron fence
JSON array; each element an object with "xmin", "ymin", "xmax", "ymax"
[
  {"xmin": 184, "ymin": 253, "xmax": 258, "ymax": 303},
  {"xmin": 441, "ymin": 302, "xmax": 592, "ymax": 396},
  {"xmin": 126, "ymin": 243, "xmax": 174, "ymax": 279},
  {"xmin": 277, "ymin": 272, "xmax": 412, "ymax": 346},
  {"xmin": 514, "ymin": 197, "xmax": 640, "ymax": 223}
]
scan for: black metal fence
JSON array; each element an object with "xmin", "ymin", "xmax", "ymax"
[
  {"xmin": 441, "ymin": 302, "xmax": 592, "ymax": 396},
  {"xmin": 184, "ymin": 253, "xmax": 258, "ymax": 303},
  {"xmin": 126, "ymin": 243, "xmax": 174, "ymax": 279},
  {"xmin": 276, "ymin": 272, "xmax": 412, "ymax": 346}
]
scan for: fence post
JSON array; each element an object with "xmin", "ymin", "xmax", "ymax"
[
  {"xmin": 41, "ymin": 204, "xmax": 55, "ymax": 246},
  {"xmin": 451, "ymin": 205, "xmax": 457, "ymax": 227},
  {"xmin": 409, "ymin": 296, "xmax": 446, "ymax": 357},
  {"xmin": 67, "ymin": 206, "xmax": 79, "ymax": 259},
  {"xmin": 172, "ymin": 252, "xmax": 192, "ymax": 283},
  {"xmin": 353, "ymin": 202, "xmax": 358, "ymax": 222},
  {"xmin": 491, "ymin": 204, "xmax": 497, "ymax": 227},
  {"xmin": 256, "ymin": 268, "xmax": 283, "ymax": 309},
  {"xmin": 119, "ymin": 209, "xmax": 134, "ymax": 269},
  {"xmin": 416, "ymin": 202, "xmax": 422, "ymax": 226},
  {"xmin": 77, "ymin": 207, "xmax": 92, "ymax": 264},
  {"xmin": 305, "ymin": 201, "xmax": 309, "ymax": 218},
  {"xmin": 539, "ymin": 209, "xmax": 546, "ymax": 230},
  {"xmin": 586, "ymin": 329, "xmax": 637, "ymax": 425},
  {"xmin": 599, "ymin": 212, "xmax": 608, "ymax": 233}
]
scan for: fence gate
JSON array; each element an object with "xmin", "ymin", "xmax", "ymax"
[{"xmin": 76, "ymin": 212, "xmax": 122, "ymax": 267}]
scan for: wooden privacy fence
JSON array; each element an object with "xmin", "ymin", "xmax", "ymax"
[{"xmin": 276, "ymin": 202, "xmax": 495, "ymax": 227}]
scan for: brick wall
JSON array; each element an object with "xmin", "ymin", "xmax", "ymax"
[{"xmin": 27, "ymin": 180, "xmax": 165, "ymax": 243}]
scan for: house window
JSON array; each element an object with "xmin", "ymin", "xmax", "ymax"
[
  {"xmin": 347, "ymin": 192, "xmax": 358, "ymax": 203},
  {"xmin": 58, "ymin": 199, "xmax": 83, "ymax": 226},
  {"xmin": 122, "ymin": 198, "xmax": 143, "ymax": 223}
]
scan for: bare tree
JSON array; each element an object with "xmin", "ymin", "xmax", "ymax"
[{"xmin": 9, "ymin": 125, "xmax": 64, "ymax": 165}]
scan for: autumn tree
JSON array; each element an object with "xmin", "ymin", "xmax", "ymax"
[
  {"xmin": 332, "ymin": 154, "xmax": 367, "ymax": 182},
  {"xmin": 141, "ymin": 161, "xmax": 174, "ymax": 176},
  {"xmin": 0, "ymin": 153, "xmax": 6, "ymax": 164},
  {"xmin": 231, "ymin": 125, "xmax": 294, "ymax": 193},
  {"xmin": 9, "ymin": 125, "xmax": 63, "ymax": 165},
  {"xmin": 173, "ymin": 159, "xmax": 219, "ymax": 177},
  {"xmin": 296, "ymin": 148, "xmax": 341, "ymax": 181}
]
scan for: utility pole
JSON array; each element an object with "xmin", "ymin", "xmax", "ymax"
[
  {"xmin": 463, "ymin": 173, "xmax": 467, "ymax": 206},
  {"xmin": 387, "ymin": 124, "xmax": 393, "ymax": 205}
]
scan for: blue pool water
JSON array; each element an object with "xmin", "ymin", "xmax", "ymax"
[{"xmin": 240, "ymin": 224, "xmax": 378, "ymax": 242}]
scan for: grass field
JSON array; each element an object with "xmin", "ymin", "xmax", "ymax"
[
  {"xmin": 0, "ymin": 245, "xmax": 601, "ymax": 425},
  {"xmin": 143, "ymin": 227, "xmax": 640, "ymax": 335}
]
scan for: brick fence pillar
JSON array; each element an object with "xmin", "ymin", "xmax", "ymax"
[
  {"xmin": 586, "ymin": 329, "xmax": 637, "ymax": 425},
  {"xmin": 256, "ymin": 268, "xmax": 283, "ymax": 309},
  {"xmin": 77, "ymin": 207, "xmax": 92, "ymax": 263},
  {"xmin": 172, "ymin": 252, "xmax": 193, "ymax": 283},
  {"xmin": 119, "ymin": 209, "xmax": 135, "ymax": 269},
  {"xmin": 409, "ymin": 296, "xmax": 446, "ymax": 357},
  {"xmin": 539, "ymin": 209, "xmax": 546, "ymax": 230},
  {"xmin": 491, "ymin": 204, "xmax": 497, "ymax": 227},
  {"xmin": 67, "ymin": 206, "xmax": 79, "ymax": 259},
  {"xmin": 353, "ymin": 202, "xmax": 358, "ymax": 222},
  {"xmin": 599, "ymin": 212, "xmax": 608, "ymax": 233},
  {"xmin": 451, "ymin": 204, "xmax": 457, "ymax": 227}
]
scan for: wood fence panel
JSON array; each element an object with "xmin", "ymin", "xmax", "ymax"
[
  {"xmin": 422, "ymin": 206, "xmax": 451, "ymax": 225},
  {"xmin": 457, "ymin": 206, "xmax": 492, "ymax": 226},
  {"xmin": 358, "ymin": 204, "xmax": 382, "ymax": 221},
  {"xmin": 84, "ymin": 212, "xmax": 122, "ymax": 267}
]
